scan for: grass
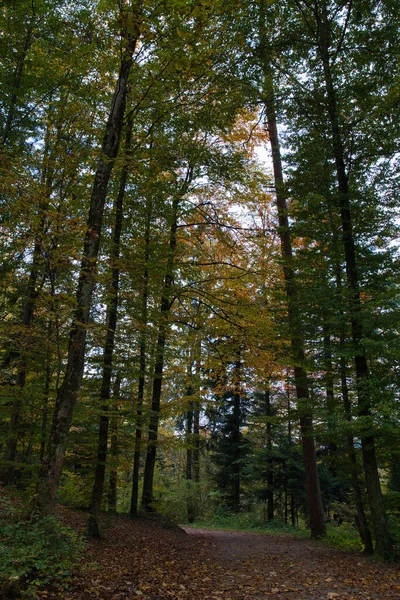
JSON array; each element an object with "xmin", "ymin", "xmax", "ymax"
[{"xmin": 186, "ymin": 512, "xmax": 308, "ymax": 537}]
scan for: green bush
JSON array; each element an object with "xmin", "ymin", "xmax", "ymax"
[
  {"xmin": 155, "ymin": 481, "xmax": 190, "ymax": 523},
  {"xmin": 58, "ymin": 470, "xmax": 93, "ymax": 509},
  {"xmin": 324, "ymin": 523, "xmax": 363, "ymax": 552},
  {"xmin": 0, "ymin": 497, "xmax": 85, "ymax": 599}
]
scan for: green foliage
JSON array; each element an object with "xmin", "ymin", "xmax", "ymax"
[
  {"xmin": 0, "ymin": 496, "xmax": 85, "ymax": 599},
  {"xmin": 190, "ymin": 508, "xmax": 305, "ymax": 535},
  {"xmin": 58, "ymin": 470, "xmax": 93, "ymax": 509},
  {"xmin": 323, "ymin": 524, "xmax": 363, "ymax": 553},
  {"xmin": 155, "ymin": 480, "xmax": 190, "ymax": 523}
]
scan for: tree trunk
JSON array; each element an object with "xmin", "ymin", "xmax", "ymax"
[
  {"xmin": 186, "ymin": 395, "xmax": 194, "ymax": 481},
  {"xmin": 328, "ymin": 187, "xmax": 374, "ymax": 553},
  {"xmin": 130, "ymin": 192, "xmax": 153, "ymax": 517},
  {"xmin": 40, "ymin": 321, "xmax": 52, "ymax": 465},
  {"xmin": 108, "ymin": 372, "xmax": 121, "ymax": 513},
  {"xmin": 265, "ymin": 383, "xmax": 274, "ymax": 522},
  {"xmin": 186, "ymin": 385, "xmax": 196, "ymax": 523},
  {"xmin": 291, "ymin": 493, "xmax": 296, "ymax": 527},
  {"xmin": 192, "ymin": 336, "xmax": 201, "ymax": 485},
  {"xmin": 141, "ymin": 193, "xmax": 180, "ymax": 510},
  {"xmin": 316, "ymin": 0, "xmax": 394, "ymax": 558},
  {"xmin": 323, "ymin": 328, "xmax": 338, "ymax": 464},
  {"xmin": 340, "ymin": 353, "xmax": 373, "ymax": 554},
  {"xmin": 259, "ymin": 0, "xmax": 325, "ymax": 537},
  {"xmin": 87, "ymin": 117, "xmax": 131, "ymax": 537},
  {"xmin": 230, "ymin": 357, "xmax": 242, "ymax": 513},
  {"xmin": 34, "ymin": 12, "xmax": 140, "ymax": 518},
  {"xmin": 332, "ymin": 239, "xmax": 373, "ymax": 553}
]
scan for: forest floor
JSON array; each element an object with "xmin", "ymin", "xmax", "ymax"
[{"xmin": 50, "ymin": 508, "xmax": 400, "ymax": 600}]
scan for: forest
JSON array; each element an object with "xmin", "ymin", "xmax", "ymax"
[{"xmin": 1, "ymin": 0, "xmax": 400, "ymax": 595}]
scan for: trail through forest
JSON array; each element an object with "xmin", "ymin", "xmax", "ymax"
[{"xmin": 53, "ymin": 510, "xmax": 399, "ymax": 600}]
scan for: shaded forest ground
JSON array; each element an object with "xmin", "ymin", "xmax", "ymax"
[{"xmin": 46, "ymin": 509, "xmax": 400, "ymax": 600}]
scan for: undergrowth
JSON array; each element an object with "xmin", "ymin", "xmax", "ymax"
[
  {"xmin": 0, "ymin": 493, "xmax": 85, "ymax": 599},
  {"xmin": 323, "ymin": 523, "xmax": 363, "ymax": 552},
  {"xmin": 188, "ymin": 512, "xmax": 308, "ymax": 536}
]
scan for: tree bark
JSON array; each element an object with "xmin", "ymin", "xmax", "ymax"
[
  {"xmin": 34, "ymin": 10, "xmax": 141, "ymax": 518},
  {"xmin": 141, "ymin": 168, "xmax": 192, "ymax": 510},
  {"xmin": 141, "ymin": 193, "xmax": 180, "ymax": 510},
  {"xmin": 192, "ymin": 333, "xmax": 201, "ymax": 485},
  {"xmin": 315, "ymin": 0, "xmax": 394, "ymax": 558},
  {"xmin": 331, "ymin": 232, "xmax": 374, "ymax": 554},
  {"xmin": 323, "ymin": 328, "xmax": 338, "ymax": 463},
  {"xmin": 193, "ymin": 401, "xmax": 200, "ymax": 483},
  {"xmin": 87, "ymin": 116, "xmax": 132, "ymax": 537},
  {"xmin": 186, "ymin": 393, "xmax": 194, "ymax": 482},
  {"xmin": 130, "ymin": 192, "xmax": 153, "ymax": 516},
  {"xmin": 259, "ymin": 0, "xmax": 326, "ymax": 537},
  {"xmin": 230, "ymin": 357, "xmax": 242, "ymax": 513},
  {"xmin": 265, "ymin": 383, "xmax": 274, "ymax": 522},
  {"xmin": 108, "ymin": 372, "xmax": 121, "ymax": 513},
  {"xmin": 186, "ymin": 384, "xmax": 196, "ymax": 523},
  {"xmin": 340, "ymin": 352, "xmax": 373, "ymax": 554}
]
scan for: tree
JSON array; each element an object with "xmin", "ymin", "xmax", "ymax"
[
  {"xmin": 34, "ymin": 1, "xmax": 141, "ymax": 517},
  {"xmin": 257, "ymin": 0, "xmax": 326, "ymax": 538},
  {"xmin": 276, "ymin": 0, "xmax": 399, "ymax": 558}
]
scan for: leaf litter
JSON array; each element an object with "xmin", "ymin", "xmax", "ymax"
[{"xmin": 44, "ymin": 509, "xmax": 399, "ymax": 600}]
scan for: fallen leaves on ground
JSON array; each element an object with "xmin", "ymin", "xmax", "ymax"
[{"xmin": 46, "ymin": 508, "xmax": 399, "ymax": 600}]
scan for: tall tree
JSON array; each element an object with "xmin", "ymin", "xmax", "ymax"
[
  {"xmin": 87, "ymin": 115, "xmax": 133, "ymax": 537},
  {"xmin": 34, "ymin": 2, "xmax": 141, "ymax": 517},
  {"xmin": 279, "ymin": 0, "xmax": 399, "ymax": 558},
  {"xmin": 312, "ymin": 0, "xmax": 394, "ymax": 557},
  {"xmin": 142, "ymin": 168, "xmax": 192, "ymax": 510},
  {"xmin": 257, "ymin": 0, "xmax": 326, "ymax": 538}
]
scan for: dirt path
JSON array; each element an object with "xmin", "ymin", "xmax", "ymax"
[
  {"xmin": 182, "ymin": 527, "xmax": 400, "ymax": 599},
  {"xmin": 57, "ymin": 511, "xmax": 399, "ymax": 600}
]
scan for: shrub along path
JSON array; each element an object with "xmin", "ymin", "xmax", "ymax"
[{"xmin": 55, "ymin": 510, "xmax": 399, "ymax": 600}]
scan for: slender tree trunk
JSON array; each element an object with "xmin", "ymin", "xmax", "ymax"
[
  {"xmin": 231, "ymin": 357, "xmax": 241, "ymax": 513},
  {"xmin": 190, "ymin": 346, "xmax": 201, "ymax": 522},
  {"xmin": 333, "ymin": 245, "xmax": 373, "ymax": 553},
  {"xmin": 87, "ymin": 117, "xmax": 131, "ymax": 537},
  {"xmin": 186, "ymin": 398, "xmax": 194, "ymax": 482},
  {"xmin": 141, "ymin": 193, "xmax": 180, "ymax": 510},
  {"xmin": 108, "ymin": 372, "xmax": 121, "ymax": 513},
  {"xmin": 34, "ymin": 13, "xmax": 141, "ymax": 518},
  {"xmin": 291, "ymin": 493, "xmax": 296, "ymax": 527},
  {"xmin": 186, "ymin": 384, "xmax": 196, "ymax": 523},
  {"xmin": 192, "ymin": 335, "xmax": 201, "ymax": 485},
  {"xmin": 40, "ymin": 321, "xmax": 52, "ymax": 465},
  {"xmin": 323, "ymin": 328, "xmax": 337, "ymax": 462},
  {"xmin": 193, "ymin": 402, "xmax": 200, "ymax": 478},
  {"xmin": 329, "ymin": 196, "xmax": 373, "ymax": 553},
  {"xmin": 141, "ymin": 169, "xmax": 192, "ymax": 510},
  {"xmin": 140, "ymin": 291, "xmax": 171, "ymax": 512},
  {"xmin": 265, "ymin": 383, "xmax": 274, "ymax": 522},
  {"xmin": 340, "ymin": 352, "xmax": 373, "ymax": 554},
  {"xmin": 284, "ymin": 477, "xmax": 288, "ymax": 525},
  {"xmin": 130, "ymin": 193, "xmax": 153, "ymax": 516},
  {"xmin": 259, "ymin": 0, "xmax": 325, "ymax": 537},
  {"xmin": 316, "ymin": 1, "xmax": 393, "ymax": 558}
]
